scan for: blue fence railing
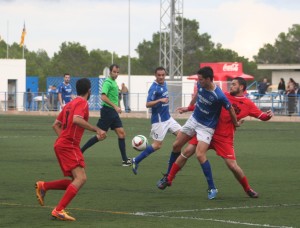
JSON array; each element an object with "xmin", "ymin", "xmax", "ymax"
[{"xmin": 0, "ymin": 91, "xmax": 299, "ymax": 116}]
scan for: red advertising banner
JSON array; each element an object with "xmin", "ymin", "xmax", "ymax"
[{"xmin": 199, "ymin": 62, "xmax": 254, "ymax": 81}]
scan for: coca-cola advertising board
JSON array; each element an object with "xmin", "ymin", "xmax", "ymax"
[{"xmin": 200, "ymin": 62, "xmax": 243, "ymax": 79}]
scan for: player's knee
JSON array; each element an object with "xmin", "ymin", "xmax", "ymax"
[
  {"xmin": 117, "ymin": 130, "xmax": 126, "ymax": 138},
  {"xmin": 226, "ymin": 161, "xmax": 238, "ymax": 172},
  {"xmin": 80, "ymin": 175, "xmax": 87, "ymax": 185},
  {"xmin": 154, "ymin": 144, "xmax": 162, "ymax": 150},
  {"xmin": 172, "ymin": 141, "xmax": 182, "ymax": 152},
  {"xmin": 196, "ymin": 153, "xmax": 206, "ymax": 163}
]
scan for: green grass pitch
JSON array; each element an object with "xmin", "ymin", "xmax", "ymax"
[{"xmin": 0, "ymin": 114, "xmax": 299, "ymax": 227}]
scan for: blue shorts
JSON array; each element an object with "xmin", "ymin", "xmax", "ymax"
[{"xmin": 97, "ymin": 106, "xmax": 123, "ymax": 131}]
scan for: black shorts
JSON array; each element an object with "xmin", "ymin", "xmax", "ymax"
[{"xmin": 97, "ymin": 106, "xmax": 123, "ymax": 131}]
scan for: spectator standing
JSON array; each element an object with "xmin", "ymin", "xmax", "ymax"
[
  {"xmin": 278, "ymin": 78, "xmax": 286, "ymax": 95},
  {"xmin": 49, "ymin": 85, "xmax": 58, "ymax": 111},
  {"xmin": 257, "ymin": 78, "xmax": 270, "ymax": 97},
  {"xmin": 121, "ymin": 83, "xmax": 131, "ymax": 113},
  {"xmin": 286, "ymin": 78, "xmax": 297, "ymax": 115},
  {"xmin": 26, "ymin": 88, "xmax": 33, "ymax": 111},
  {"xmin": 277, "ymin": 78, "xmax": 286, "ymax": 102},
  {"xmin": 58, "ymin": 73, "xmax": 74, "ymax": 109}
]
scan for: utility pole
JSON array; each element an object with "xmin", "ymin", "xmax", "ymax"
[{"xmin": 159, "ymin": 0, "xmax": 183, "ymax": 79}]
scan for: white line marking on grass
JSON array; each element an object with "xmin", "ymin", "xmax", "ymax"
[
  {"xmin": 141, "ymin": 203, "xmax": 300, "ymax": 214},
  {"xmin": 132, "ymin": 213, "xmax": 293, "ymax": 228},
  {"xmin": 1, "ymin": 202, "xmax": 296, "ymax": 228}
]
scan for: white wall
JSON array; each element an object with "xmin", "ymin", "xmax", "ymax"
[
  {"xmin": 0, "ymin": 59, "xmax": 26, "ymax": 111},
  {"xmin": 114, "ymin": 75, "xmax": 195, "ymax": 111},
  {"xmin": 272, "ymin": 71, "xmax": 300, "ymax": 90}
]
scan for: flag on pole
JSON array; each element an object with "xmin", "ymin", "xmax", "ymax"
[{"xmin": 20, "ymin": 23, "xmax": 26, "ymax": 47}]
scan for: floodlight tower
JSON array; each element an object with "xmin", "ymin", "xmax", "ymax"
[{"xmin": 159, "ymin": 0, "xmax": 183, "ymax": 79}]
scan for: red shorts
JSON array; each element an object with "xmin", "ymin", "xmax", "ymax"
[
  {"xmin": 189, "ymin": 135, "xmax": 236, "ymax": 160},
  {"xmin": 54, "ymin": 143, "xmax": 85, "ymax": 177}
]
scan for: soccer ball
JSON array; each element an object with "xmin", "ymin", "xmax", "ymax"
[{"xmin": 132, "ymin": 135, "xmax": 148, "ymax": 151}]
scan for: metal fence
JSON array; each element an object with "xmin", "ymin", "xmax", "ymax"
[{"xmin": 0, "ymin": 91, "xmax": 299, "ymax": 116}]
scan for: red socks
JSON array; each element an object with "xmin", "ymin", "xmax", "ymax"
[
  {"xmin": 56, "ymin": 184, "xmax": 78, "ymax": 211},
  {"xmin": 44, "ymin": 179, "xmax": 72, "ymax": 191},
  {"xmin": 239, "ymin": 176, "xmax": 250, "ymax": 192},
  {"xmin": 168, "ymin": 163, "xmax": 181, "ymax": 182}
]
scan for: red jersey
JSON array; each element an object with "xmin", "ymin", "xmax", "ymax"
[
  {"xmin": 214, "ymin": 92, "xmax": 269, "ymax": 142},
  {"xmin": 55, "ymin": 97, "xmax": 89, "ymax": 147}
]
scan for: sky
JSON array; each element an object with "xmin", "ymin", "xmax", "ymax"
[{"xmin": 0, "ymin": 0, "xmax": 300, "ymax": 60}]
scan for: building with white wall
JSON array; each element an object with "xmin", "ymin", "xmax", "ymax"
[
  {"xmin": 0, "ymin": 59, "xmax": 26, "ymax": 111},
  {"xmin": 257, "ymin": 64, "xmax": 300, "ymax": 90}
]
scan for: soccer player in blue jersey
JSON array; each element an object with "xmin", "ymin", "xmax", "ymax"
[
  {"xmin": 157, "ymin": 66, "xmax": 241, "ymax": 199},
  {"xmin": 132, "ymin": 66, "xmax": 182, "ymax": 175},
  {"xmin": 58, "ymin": 73, "xmax": 74, "ymax": 109}
]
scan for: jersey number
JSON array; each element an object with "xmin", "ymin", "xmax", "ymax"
[{"xmin": 63, "ymin": 111, "xmax": 70, "ymax": 130}]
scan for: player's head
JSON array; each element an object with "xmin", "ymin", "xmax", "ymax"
[
  {"xmin": 230, "ymin": 77, "xmax": 247, "ymax": 96},
  {"xmin": 109, "ymin": 64, "xmax": 120, "ymax": 80},
  {"xmin": 154, "ymin": 66, "xmax": 166, "ymax": 85},
  {"xmin": 197, "ymin": 67, "xmax": 214, "ymax": 81},
  {"xmin": 197, "ymin": 66, "xmax": 214, "ymax": 88},
  {"xmin": 64, "ymin": 73, "xmax": 71, "ymax": 84},
  {"xmin": 76, "ymin": 78, "xmax": 91, "ymax": 100}
]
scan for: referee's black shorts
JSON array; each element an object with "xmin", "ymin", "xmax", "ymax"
[{"xmin": 97, "ymin": 105, "xmax": 123, "ymax": 131}]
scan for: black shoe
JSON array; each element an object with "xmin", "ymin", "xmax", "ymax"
[
  {"xmin": 122, "ymin": 158, "xmax": 132, "ymax": 167},
  {"xmin": 156, "ymin": 174, "xmax": 171, "ymax": 190}
]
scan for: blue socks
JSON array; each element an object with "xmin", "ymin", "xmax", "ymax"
[
  {"xmin": 200, "ymin": 160, "xmax": 216, "ymax": 189},
  {"xmin": 134, "ymin": 145, "xmax": 155, "ymax": 163},
  {"xmin": 166, "ymin": 152, "xmax": 180, "ymax": 174}
]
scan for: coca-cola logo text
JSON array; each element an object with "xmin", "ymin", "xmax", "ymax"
[{"xmin": 223, "ymin": 63, "xmax": 239, "ymax": 72}]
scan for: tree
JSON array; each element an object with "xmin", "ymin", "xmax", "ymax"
[
  {"xmin": 88, "ymin": 49, "xmax": 112, "ymax": 76},
  {"xmin": 135, "ymin": 32, "xmax": 161, "ymax": 74},
  {"xmin": 49, "ymin": 42, "xmax": 90, "ymax": 77},
  {"xmin": 26, "ymin": 49, "xmax": 51, "ymax": 91},
  {"xmin": 254, "ymin": 24, "xmax": 300, "ymax": 64}
]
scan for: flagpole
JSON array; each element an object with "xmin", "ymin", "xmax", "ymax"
[
  {"xmin": 6, "ymin": 20, "xmax": 9, "ymax": 59},
  {"xmin": 20, "ymin": 21, "xmax": 26, "ymax": 59},
  {"xmin": 128, "ymin": 0, "xmax": 131, "ymax": 101}
]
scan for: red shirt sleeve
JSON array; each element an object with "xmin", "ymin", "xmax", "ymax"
[
  {"xmin": 56, "ymin": 108, "xmax": 64, "ymax": 123},
  {"xmin": 187, "ymin": 105, "xmax": 195, "ymax": 111},
  {"xmin": 248, "ymin": 100, "xmax": 271, "ymax": 121}
]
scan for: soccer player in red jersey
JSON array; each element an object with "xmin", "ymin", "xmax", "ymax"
[
  {"xmin": 35, "ymin": 78, "xmax": 106, "ymax": 221},
  {"xmin": 158, "ymin": 77, "xmax": 273, "ymax": 198}
]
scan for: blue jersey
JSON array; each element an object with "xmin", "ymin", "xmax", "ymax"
[
  {"xmin": 58, "ymin": 82, "xmax": 73, "ymax": 104},
  {"xmin": 193, "ymin": 83, "xmax": 231, "ymax": 129},
  {"xmin": 147, "ymin": 81, "xmax": 171, "ymax": 124}
]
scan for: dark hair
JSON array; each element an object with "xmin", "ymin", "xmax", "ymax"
[
  {"xmin": 64, "ymin": 73, "xmax": 70, "ymax": 77},
  {"xmin": 76, "ymin": 78, "xmax": 91, "ymax": 96},
  {"xmin": 234, "ymin": 77, "xmax": 247, "ymax": 91},
  {"xmin": 154, "ymin": 66, "xmax": 166, "ymax": 74},
  {"xmin": 197, "ymin": 66, "xmax": 214, "ymax": 81},
  {"xmin": 109, "ymin": 64, "xmax": 119, "ymax": 72}
]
